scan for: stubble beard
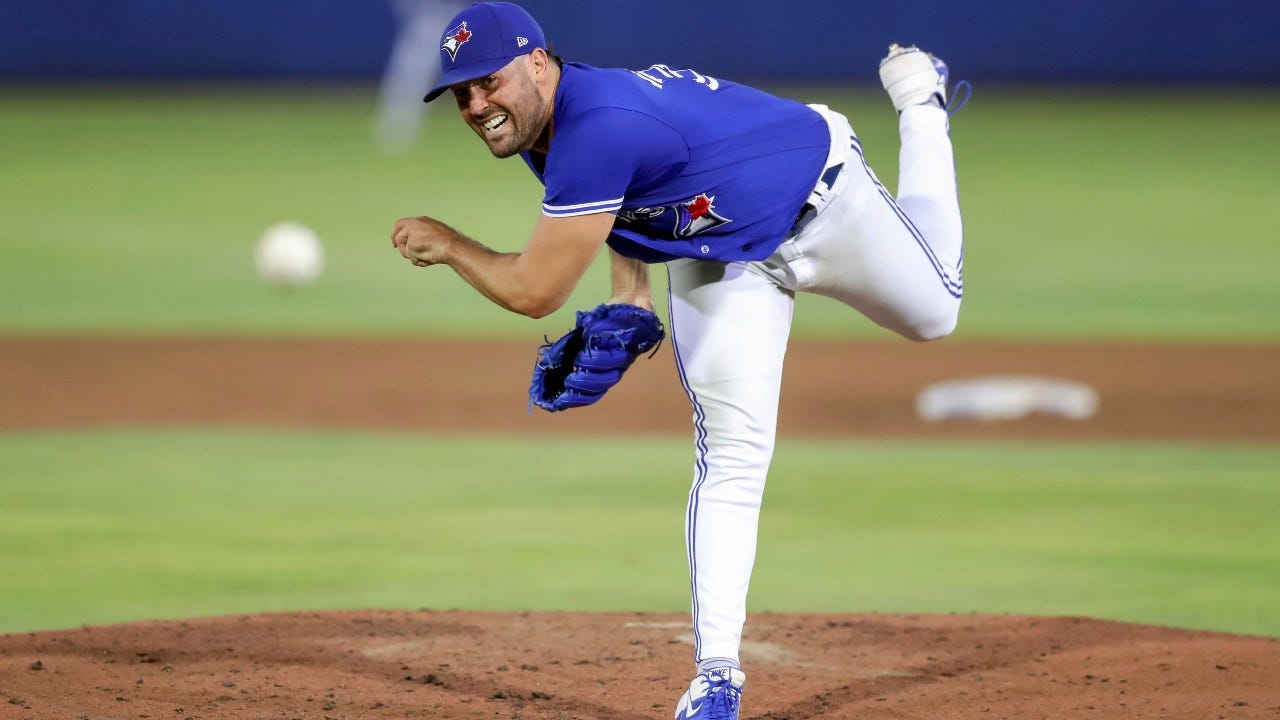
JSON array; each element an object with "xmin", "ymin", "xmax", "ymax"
[{"xmin": 485, "ymin": 76, "xmax": 547, "ymax": 159}]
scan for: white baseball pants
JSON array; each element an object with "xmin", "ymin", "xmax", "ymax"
[{"xmin": 666, "ymin": 103, "xmax": 963, "ymax": 667}]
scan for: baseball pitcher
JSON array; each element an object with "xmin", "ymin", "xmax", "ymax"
[{"xmin": 389, "ymin": 3, "xmax": 968, "ymax": 718}]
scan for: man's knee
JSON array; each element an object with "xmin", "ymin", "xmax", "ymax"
[{"xmin": 896, "ymin": 303, "xmax": 958, "ymax": 342}]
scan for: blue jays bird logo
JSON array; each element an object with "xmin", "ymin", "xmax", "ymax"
[
  {"xmin": 441, "ymin": 22, "xmax": 473, "ymax": 61},
  {"xmin": 674, "ymin": 194, "xmax": 731, "ymax": 238}
]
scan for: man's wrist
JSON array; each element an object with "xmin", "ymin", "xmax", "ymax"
[
  {"xmin": 606, "ymin": 293, "xmax": 654, "ymax": 310},
  {"xmin": 437, "ymin": 228, "xmax": 468, "ymax": 266}
]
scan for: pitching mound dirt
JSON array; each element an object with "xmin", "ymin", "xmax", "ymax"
[{"xmin": 3, "ymin": 610, "xmax": 1277, "ymax": 719}]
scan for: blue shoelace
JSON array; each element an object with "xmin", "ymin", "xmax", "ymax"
[
  {"xmin": 946, "ymin": 79, "xmax": 973, "ymax": 115},
  {"xmin": 704, "ymin": 679, "xmax": 742, "ymax": 719}
]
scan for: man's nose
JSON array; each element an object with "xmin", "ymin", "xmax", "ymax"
[{"xmin": 467, "ymin": 89, "xmax": 490, "ymax": 116}]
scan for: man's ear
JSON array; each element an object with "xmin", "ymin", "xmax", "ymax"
[{"xmin": 529, "ymin": 48, "xmax": 550, "ymax": 78}]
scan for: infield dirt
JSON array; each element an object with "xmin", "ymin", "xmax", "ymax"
[
  {"xmin": 2, "ymin": 337, "xmax": 1278, "ymax": 719},
  {"xmin": 3, "ymin": 337, "xmax": 1278, "ymax": 440}
]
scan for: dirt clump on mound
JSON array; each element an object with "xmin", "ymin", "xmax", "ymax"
[{"xmin": 2, "ymin": 610, "xmax": 1277, "ymax": 719}]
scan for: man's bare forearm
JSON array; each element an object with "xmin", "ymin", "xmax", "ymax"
[
  {"xmin": 392, "ymin": 212, "xmax": 615, "ymax": 319},
  {"xmin": 442, "ymin": 233, "xmax": 551, "ymax": 316}
]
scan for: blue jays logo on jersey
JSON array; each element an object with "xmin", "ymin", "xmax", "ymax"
[
  {"xmin": 441, "ymin": 22, "xmax": 473, "ymax": 61},
  {"xmin": 674, "ymin": 194, "xmax": 731, "ymax": 238}
]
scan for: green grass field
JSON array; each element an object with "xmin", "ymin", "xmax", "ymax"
[
  {"xmin": 2, "ymin": 431, "xmax": 1277, "ymax": 636},
  {"xmin": 1, "ymin": 86, "xmax": 1277, "ymax": 339},
  {"xmin": 1, "ymin": 86, "xmax": 1277, "ymax": 637}
]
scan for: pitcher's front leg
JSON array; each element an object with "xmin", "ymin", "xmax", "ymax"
[{"xmin": 666, "ymin": 259, "xmax": 794, "ymax": 670}]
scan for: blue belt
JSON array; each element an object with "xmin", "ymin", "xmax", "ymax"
[{"xmin": 789, "ymin": 162, "xmax": 844, "ymax": 236}]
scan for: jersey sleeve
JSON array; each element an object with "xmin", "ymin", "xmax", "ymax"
[{"xmin": 540, "ymin": 107, "xmax": 686, "ymax": 218}]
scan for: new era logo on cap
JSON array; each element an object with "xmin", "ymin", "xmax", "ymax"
[{"xmin": 517, "ymin": 36, "xmax": 529, "ymax": 47}]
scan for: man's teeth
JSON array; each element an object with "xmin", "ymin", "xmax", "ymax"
[{"xmin": 483, "ymin": 115, "xmax": 508, "ymax": 132}]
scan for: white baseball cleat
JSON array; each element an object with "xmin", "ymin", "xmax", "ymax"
[
  {"xmin": 674, "ymin": 667, "xmax": 746, "ymax": 720},
  {"xmin": 879, "ymin": 43, "xmax": 949, "ymax": 112}
]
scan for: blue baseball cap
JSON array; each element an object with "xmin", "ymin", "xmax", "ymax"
[{"xmin": 424, "ymin": 2, "xmax": 547, "ymax": 103}]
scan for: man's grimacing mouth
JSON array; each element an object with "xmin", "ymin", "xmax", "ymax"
[{"xmin": 482, "ymin": 114, "xmax": 508, "ymax": 132}]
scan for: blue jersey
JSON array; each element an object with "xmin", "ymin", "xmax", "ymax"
[{"xmin": 520, "ymin": 62, "xmax": 830, "ymax": 264}]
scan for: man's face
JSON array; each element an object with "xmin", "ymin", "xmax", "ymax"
[{"xmin": 451, "ymin": 54, "xmax": 549, "ymax": 158}]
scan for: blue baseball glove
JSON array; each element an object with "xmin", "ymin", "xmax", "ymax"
[{"xmin": 530, "ymin": 303, "xmax": 665, "ymax": 412}]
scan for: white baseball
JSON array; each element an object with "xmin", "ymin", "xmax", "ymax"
[{"xmin": 254, "ymin": 222, "xmax": 324, "ymax": 287}]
